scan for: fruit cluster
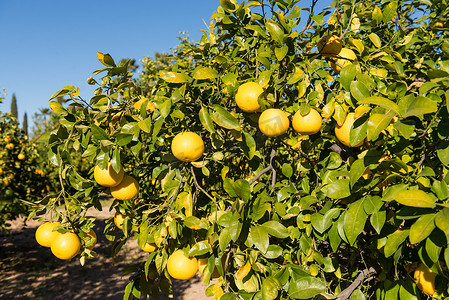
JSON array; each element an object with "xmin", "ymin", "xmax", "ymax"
[{"xmin": 35, "ymin": 222, "xmax": 97, "ymax": 260}]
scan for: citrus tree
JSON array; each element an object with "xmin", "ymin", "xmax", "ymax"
[
  {"xmin": 0, "ymin": 110, "xmax": 56, "ymax": 232},
  {"xmin": 31, "ymin": 0, "xmax": 449, "ymax": 299}
]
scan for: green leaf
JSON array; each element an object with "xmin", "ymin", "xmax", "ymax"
[
  {"xmin": 435, "ymin": 208, "xmax": 449, "ymax": 234},
  {"xmin": 275, "ymin": 45, "xmax": 289, "ymax": 61},
  {"xmin": 97, "ymin": 51, "xmax": 116, "ymax": 67},
  {"xmin": 394, "ymin": 120, "xmax": 416, "ymax": 139},
  {"xmin": 344, "ymin": 199, "xmax": 367, "ymax": 246},
  {"xmin": 383, "ymin": 2, "xmax": 398, "ymax": 22},
  {"xmin": 393, "ymin": 190, "xmax": 436, "ymax": 208},
  {"xmin": 264, "ymin": 245, "xmax": 283, "ymax": 259},
  {"xmin": 219, "ymin": 228, "xmax": 232, "ymax": 252},
  {"xmin": 358, "ymin": 96, "xmax": 400, "ymax": 115},
  {"xmin": 409, "ymin": 214, "xmax": 436, "ymax": 244},
  {"xmin": 350, "ymin": 116, "xmax": 368, "ymax": 147},
  {"xmin": 159, "ymin": 99, "xmax": 172, "ymax": 118},
  {"xmin": 247, "ymin": 226, "xmax": 269, "ymax": 253},
  {"xmin": 189, "ymin": 240, "xmax": 212, "ymax": 256},
  {"xmin": 288, "ymin": 276, "xmax": 326, "ymax": 299},
  {"xmin": 350, "ymin": 289, "xmax": 366, "ymax": 300},
  {"xmin": 369, "ymin": 32, "xmax": 382, "ymax": 48},
  {"xmin": 193, "ymin": 67, "xmax": 218, "ymax": 80},
  {"xmin": 234, "ymin": 179, "xmax": 251, "ymax": 202},
  {"xmin": 137, "ymin": 117, "xmax": 152, "ymax": 133},
  {"xmin": 221, "ymin": 0, "xmax": 238, "ymax": 12},
  {"xmin": 266, "ymin": 19, "xmax": 284, "ymax": 44},
  {"xmin": 370, "ymin": 207, "xmax": 386, "ymax": 234},
  {"xmin": 403, "ymin": 96, "xmax": 438, "ymax": 118},
  {"xmin": 199, "ymin": 106, "xmax": 216, "ymax": 133},
  {"xmin": 350, "ymin": 81, "xmax": 371, "ymax": 102},
  {"xmin": 322, "ymin": 179, "xmax": 351, "ymax": 199},
  {"xmin": 261, "ymin": 221, "xmax": 289, "ymax": 239},
  {"xmin": 310, "ymin": 208, "xmax": 340, "ymax": 234},
  {"xmin": 287, "ymin": 66, "xmax": 304, "ymax": 85},
  {"xmin": 340, "ymin": 64, "xmax": 357, "ymax": 91},
  {"xmin": 159, "ymin": 70, "xmax": 189, "ymax": 83},
  {"xmin": 223, "ymin": 178, "xmax": 237, "ymax": 198},
  {"xmin": 367, "ymin": 112, "xmax": 394, "ymax": 141},
  {"xmin": 350, "ymin": 159, "xmax": 367, "ymax": 187},
  {"xmin": 443, "ymin": 40, "xmax": 449, "ymax": 57},
  {"xmin": 285, "ymin": 6, "xmax": 301, "ymax": 19},
  {"xmin": 399, "ymin": 277, "xmax": 420, "ymax": 300},
  {"xmin": 329, "ymin": 222, "xmax": 342, "ymax": 252},
  {"xmin": 437, "ymin": 141, "xmax": 449, "ymax": 165},
  {"xmin": 91, "ymin": 124, "xmax": 109, "ymax": 141},
  {"xmin": 262, "ymin": 277, "xmax": 280, "ymax": 300},
  {"xmin": 384, "ymin": 229, "xmax": 409, "ymax": 257},
  {"xmin": 211, "ymin": 105, "xmax": 240, "ymax": 130},
  {"xmin": 245, "ymin": 25, "xmax": 268, "ymax": 38},
  {"xmin": 242, "ymin": 131, "xmax": 256, "ymax": 159}
]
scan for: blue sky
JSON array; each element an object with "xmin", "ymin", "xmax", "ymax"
[
  {"xmin": 0, "ymin": 0, "xmax": 330, "ymax": 125},
  {"xmin": 0, "ymin": 0, "xmax": 220, "ymax": 122}
]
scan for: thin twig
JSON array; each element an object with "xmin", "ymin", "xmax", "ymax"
[
  {"xmin": 336, "ymin": 267, "xmax": 377, "ymax": 300},
  {"xmin": 270, "ymin": 142, "xmax": 278, "ymax": 188},
  {"xmin": 190, "ymin": 166, "xmax": 218, "ymax": 207},
  {"xmin": 299, "ymin": 0, "xmax": 318, "ymax": 35},
  {"xmin": 168, "ymin": 173, "xmax": 184, "ymax": 207},
  {"xmin": 249, "ymin": 165, "xmax": 273, "ymax": 185}
]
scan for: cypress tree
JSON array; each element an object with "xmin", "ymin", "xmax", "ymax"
[
  {"xmin": 23, "ymin": 112, "xmax": 28, "ymax": 136},
  {"xmin": 10, "ymin": 93, "xmax": 18, "ymax": 119}
]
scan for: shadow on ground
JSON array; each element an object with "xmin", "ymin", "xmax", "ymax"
[{"xmin": 0, "ymin": 207, "xmax": 211, "ymax": 300}]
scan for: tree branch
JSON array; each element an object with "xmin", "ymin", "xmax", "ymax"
[{"xmin": 336, "ymin": 267, "xmax": 377, "ymax": 300}]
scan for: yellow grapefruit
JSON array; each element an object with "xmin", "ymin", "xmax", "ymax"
[
  {"xmin": 235, "ymin": 82, "xmax": 264, "ymax": 112},
  {"xmin": 292, "ymin": 108, "xmax": 322, "ymax": 135},
  {"xmin": 171, "ymin": 132, "xmax": 205, "ymax": 162},
  {"xmin": 110, "ymin": 175, "xmax": 139, "ymax": 200},
  {"xmin": 94, "ymin": 162, "xmax": 124, "ymax": 187},
  {"xmin": 258, "ymin": 108, "xmax": 289, "ymax": 137}
]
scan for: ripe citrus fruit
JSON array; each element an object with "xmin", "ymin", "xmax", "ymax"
[
  {"xmin": 140, "ymin": 242, "xmax": 157, "ymax": 253},
  {"xmin": 94, "ymin": 162, "xmax": 124, "ymax": 187},
  {"xmin": 5, "ymin": 143, "xmax": 14, "ymax": 150},
  {"xmin": 167, "ymin": 249, "xmax": 198, "ymax": 280},
  {"xmin": 35, "ymin": 221, "xmax": 62, "ymax": 247},
  {"xmin": 258, "ymin": 108, "xmax": 289, "ymax": 137},
  {"xmin": 50, "ymin": 232, "xmax": 81, "ymax": 260},
  {"xmin": 171, "ymin": 132, "xmax": 205, "ymax": 162},
  {"xmin": 4, "ymin": 136, "xmax": 12, "ymax": 143},
  {"xmin": 110, "ymin": 175, "xmax": 139, "ymax": 200},
  {"xmin": 17, "ymin": 153, "xmax": 25, "ymax": 160},
  {"xmin": 317, "ymin": 35, "xmax": 342, "ymax": 56},
  {"xmin": 292, "ymin": 108, "xmax": 322, "ymax": 135},
  {"xmin": 82, "ymin": 229, "xmax": 97, "ymax": 250},
  {"xmin": 114, "ymin": 212, "xmax": 127, "ymax": 229},
  {"xmin": 331, "ymin": 48, "xmax": 357, "ymax": 73},
  {"xmin": 335, "ymin": 112, "xmax": 364, "ymax": 147},
  {"xmin": 235, "ymin": 82, "xmax": 264, "ymax": 112},
  {"xmin": 414, "ymin": 263, "xmax": 437, "ymax": 296}
]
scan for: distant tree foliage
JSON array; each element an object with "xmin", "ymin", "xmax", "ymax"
[
  {"xmin": 10, "ymin": 93, "xmax": 17, "ymax": 119},
  {"xmin": 22, "ymin": 112, "xmax": 28, "ymax": 136}
]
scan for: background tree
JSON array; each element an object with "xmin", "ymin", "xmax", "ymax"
[
  {"xmin": 10, "ymin": 93, "xmax": 17, "ymax": 119},
  {"xmin": 22, "ymin": 112, "xmax": 28, "ymax": 136}
]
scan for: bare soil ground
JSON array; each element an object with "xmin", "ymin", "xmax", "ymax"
[{"xmin": 0, "ymin": 204, "xmax": 213, "ymax": 300}]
